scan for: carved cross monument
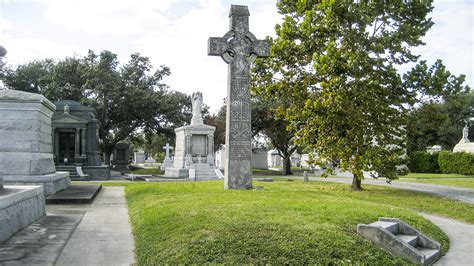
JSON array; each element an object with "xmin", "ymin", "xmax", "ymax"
[
  {"xmin": 163, "ymin": 143, "xmax": 173, "ymax": 159},
  {"xmin": 208, "ymin": 5, "xmax": 270, "ymax": 189}
]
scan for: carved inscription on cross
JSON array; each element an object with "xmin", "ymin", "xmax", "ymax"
[
  {"xmin": 162, "ymin": 143, "xmax": 173, "ymax": 158},
  {"xmin": 208, "ymin": 5, "xmax": 270, "ymax": 190}
]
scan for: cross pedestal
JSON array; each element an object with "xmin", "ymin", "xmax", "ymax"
[{"xmin": 208, "ymin": 5, "xmax": 270, "ymax": 189}]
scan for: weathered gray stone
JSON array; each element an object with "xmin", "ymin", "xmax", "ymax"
[
  {"xmin": 52, "ymin": 100, "xmax": 102, "ymax": 166},
  {"xmin": 164, "ymin": 92, "xmax": 218, "ymax": 180},
  {"xmin": 0, "ymin": 90, "xmax": 70, "ymax": 195},
  {"xmin": 453, "ymin": 123, "xmax": 474, "ymax": 153},
  {"xmin": 208, "ymin": 5, "xmax": 270, "ymax": 189},
  {"xmin": 161, "ymin": 143, "xmax": 173, "ymax": 171},
  {"xmin": 357, "ymin": 217, "xmax": 441, "ymax": 265},
  {"xmin": 0, "ymin": 185, "xmax": 45, "ymax": 242}
]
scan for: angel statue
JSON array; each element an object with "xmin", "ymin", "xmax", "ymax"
[{"xmin": 191, "ymin": 92, "xmax": 203, "ymax": 124}]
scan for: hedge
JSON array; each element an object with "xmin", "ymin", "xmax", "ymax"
[
  {"xmin": 438, "ymin": 151, "xmax": 474, "ymax": 175},
  {"xmin": 407, "ymin": 151, "xmax": 440, "ymax": 173}
]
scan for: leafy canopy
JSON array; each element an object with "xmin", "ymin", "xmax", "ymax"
[
  {"xmin": 255, "ymin": 0, "xmax": 445, "ymax": 188},
  {"xmin": 2, "ymin": 50, "xmax": 191, "ymax": 163}
]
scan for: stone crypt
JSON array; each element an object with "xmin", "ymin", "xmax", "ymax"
[
  {"xmin": 52, "ymin": 100, "xmax": 110, "ymax": 179},
  {"xmin": 0, "ymin": 89, "xmax": 70, "ymax": 195},
  {"xmin": 0, "ymin": 45, "xmax": 46, "ymax": 243},
  {"xmin": 164, "ymin": 92, "xmax": 219, "ymax": 180}
]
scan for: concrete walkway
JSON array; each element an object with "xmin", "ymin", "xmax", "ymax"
[
  {"xmin": 310, "ymin": 177, "xmax": 474, "ymax": 203},
  {"xmin": 420, "ymin": 213, "xmax": 474, "ymax": 265},
  {"xmin": 54, "ymin": 186, "xmax": 135, "ymax": 265}
]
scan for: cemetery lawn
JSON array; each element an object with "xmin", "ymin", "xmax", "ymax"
[
  {"xmin": 400, "ymin": 173, "xmax": 474, "ymax": 179},
  {"xmin": 122, "ymin": 180, "xmax": 473, "ymax": 265},
  {"xmin": 399, "ymin": 173, "xmax": 474, "ymax": 189},
  {"xmin": 398, "ymin": 178, "xmax": 474, "ymax": 189}
]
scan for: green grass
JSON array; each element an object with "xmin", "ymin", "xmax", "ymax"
[
  {"xmin": 119, "ymin": 180, "xmax": 474, "ymax": 265},
  {"xmin": 399, "ymin": 178, "xmax": 474, "ymax": 189},
  {"xmin": 131, "ymin": 168, "xmax": 163, "ymax": 175},
  {"xmin": 401, "ymin": 173, "xmax": 474, "ymax": 179},
  {"xmin": 252, "ymin": 169, "xmax": 284, "ymax": 175},
  {"xmin": 398, "ymin": 173, "xmax": 474, "ymax": 189}
]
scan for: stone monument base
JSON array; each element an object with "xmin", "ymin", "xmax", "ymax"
[
  {"xmin": 453, "ymin": 143, "xmax": 474, "ymax": 153},
  {"xmin": 164, "ymin": 168, "xmax": 189, "ymax": 178},
  {"xmin": 165, "ymin": 164, "xmax": 220, "ymax": 180},
  {"xmin": 0, "ymin": 185, "xmax": 45, "ymax": 242},
  {"xmin": 83, "ymin": 165, "xmax": 111, "ymax": 180},
  {"xmin": 2, "ymin": 172, "xmax": 70, "ymax": 196}
]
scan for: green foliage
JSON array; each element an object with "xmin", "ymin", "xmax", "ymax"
[
  {"xmin": 407, "ymin": 91, "xmax": 474, "ymax": 152},
  {"xmin": 407, "ymin": 151, "xmax": 440, "ymax": 173},
  {"xmin": 438, "ymin": 151, "xmax": 474, "ymax": 175},
  {"xmin": 2, "ymin": 50, "xmax": 192, "ymax": 164},
  {"xmin": 124, "ymin": 181, "xmax": 463, "ymax": 264},
  {"xmin": 203, "ymin": 101, "xmax": 226, "ymax": 152},
  {"xmin": 256, "ymin": 1, "xmax": 442, "ymax": 188}
]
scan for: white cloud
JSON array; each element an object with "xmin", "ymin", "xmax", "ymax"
[
  {"xmin": 413, "ymin": 0, "xmax": 473, "ymax": 88},
  {"xmin": 1, "ymin": 0, "xmax": 470, "ymax": 113}
]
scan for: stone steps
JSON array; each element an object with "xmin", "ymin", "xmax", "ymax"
[
  {"xmin": 55, "ymin": 166, "xmax": 83, "ymax": 181},
  {"xmin": 189, "ymin": 164, "xmax": 219, "ymax": 180},
  {"xmin": 357, "ymin": 218, "xmax": 441, "ymax": 265}
]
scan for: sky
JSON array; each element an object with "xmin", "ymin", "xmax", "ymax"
[{"xmin": 0, "ymin": 0, "xmax": 472, "ymax": 112}]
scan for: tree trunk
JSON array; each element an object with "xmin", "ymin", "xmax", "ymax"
[
  {"xmin": 351, "ymin": 173, "xmax": 363, "ymax": 190},
  {"xmin": 282, "ymin": 156, "xmax": 293, "ymax": 175}
]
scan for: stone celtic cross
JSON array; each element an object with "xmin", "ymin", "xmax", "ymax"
[{"xmin": 208, "ymin": 5, "xmax": 270, "ymax": 189}]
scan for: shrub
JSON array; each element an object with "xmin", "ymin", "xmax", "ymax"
[
  {"xmin": 438, "ymin": 151, "xmax": 474, "ymax": 175},
  {"xmin": 407, "ymin": 151, "xmax": 440, "ymax": 173}
]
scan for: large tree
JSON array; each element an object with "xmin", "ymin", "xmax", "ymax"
[
  {"xmin": 2, "ymin": 50, "xmax": 190, "ymax": 164},
  {"xmin": 259, "ymin": 0, "xmax": 443, "ymax": 190}
]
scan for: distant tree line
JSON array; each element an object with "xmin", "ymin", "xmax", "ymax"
[{"xmin": 0, "ymin": 50, "xmax": 192, "ymax": 164}]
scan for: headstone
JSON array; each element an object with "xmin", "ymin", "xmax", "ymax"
[
  {"xmin": 303, "ymin": 171, "xmax": 309, "ymax": 182},
  {"xmin": 0, "ymin": 90, "xmax": 71, "ymax": 195},
  {"xmin": 134, "ymin": 149, "xmax": 146, "ymax": 164},
  {"xmin": 164, "ymin": 92, "xmax": 218, "ymax": 180},
  {"xmin": 161, "ymin": 143, "xmax": 173, "ymax": 171},
  {"xmin": 208, "ymin": 5, "xmax": 270, "ymax": 189},
  {"xmin": 112, "ymin": 143, "xmax": 130, "ymax": 172}
]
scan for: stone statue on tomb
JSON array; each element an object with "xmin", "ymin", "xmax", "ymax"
[
  {"xmin": 191, "ymin": 91, "xmax": 203, "ymax": 125},
  {"xmin": 462, "ymin": 124, "xmax": 469, "ymax": 140}
]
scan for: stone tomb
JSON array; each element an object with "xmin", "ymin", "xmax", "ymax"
[
  {"xmin": 52, "ymin": 100, "xmax": 109, "ymax": 179},
  {"xmin": 134, "ymin": 149, "xmax": 146, "ymax": 164},
  {"xmin": 0, "ymin": 90, "xmax": 70, "ymax": 195},
  {"xmin": 165, "ymin": 92, "xmax": 219, "ymax": 180},
  {"xmin": 0, "ymin": 46, "xmax": 46, "ymax": 243},
  {"xmin": 0, "ymin": 177, "xmax": 46, "ymax": 242}
]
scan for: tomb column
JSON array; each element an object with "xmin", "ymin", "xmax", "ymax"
[
  {"xmin": 207, "ymin": 133, "xmax": 214, "ymax": 155},
  {"xmin": 185, "ymin": 134, "xmax": 192, "ymax": 155},
  {"xmin": 52, "ymin": 127, "xmax": 58, "ymax": 164},
  {"xmin": 75, "ymin": 128, "xmax": 80, "ymax": 160},
  {"xmin": 81, "ymin": 128, "xmax": 86, "ymax": 157}
]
